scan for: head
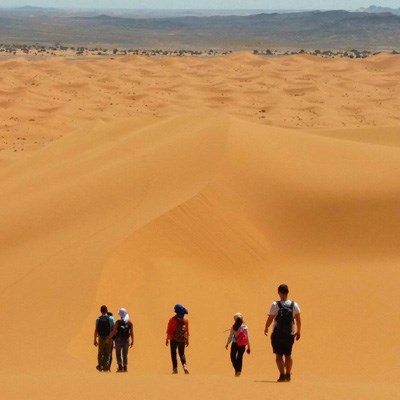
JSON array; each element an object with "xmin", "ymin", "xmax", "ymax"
[
  {"xmin": 174, "ymin": 304, "xmax": 188, "ymax": 319},
  {"xmin": 278, "ymin": 284, "xmax": 289, "ymax": 300},
  {"xmin": 118, "ymin": 308, "xmax": 127, "ymax": 319},
  {"xmin": 100, "ymin": 305, "xmax": 108, "ymax": 314},
  {"xmin": 233, "ymin": 312, "xmax": 243, "ymax": 331}
]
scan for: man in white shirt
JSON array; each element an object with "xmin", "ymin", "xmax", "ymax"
[{"xmin": 264, "ymin": 284, "xmax": 301, "ymax": 382}]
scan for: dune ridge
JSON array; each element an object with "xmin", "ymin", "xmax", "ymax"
[
  {"xmin": 1, "ymin": 54, "xmax": 400, "ymax": 399},
  {"xmin": 1, "ymin": 53, "xmax": 400, "ymax": 162}
]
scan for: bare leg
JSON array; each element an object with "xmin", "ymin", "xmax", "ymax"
[
  {"xmin": 275, "ymin": 355, "xmax": 285, "ymax": 375},
  {"xmin": 284, "ymin": 355, "xmax": 292, "ymax": 374}
]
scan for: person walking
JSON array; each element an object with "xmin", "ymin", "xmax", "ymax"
[
  {"xmin": 225, "ymin": 312, "xmax": 251, "ymax": 377},
  {"xmin": 109, "ymin": 308, "xmax": 134, "ymax": 372},
  {"xmin": 165, "ymin": 304, "xmax": 189, "ymax": 374},
  {"xmin": 106, "ymin": 310, "xmax": 115, "ymax": 371},
  {"xmin": 94, "ymin": 305, "xmax": 115, "ymax": 372},
  {"xmin": 264, "ymin": 284, "xmax": 301, "ymax": 382}
]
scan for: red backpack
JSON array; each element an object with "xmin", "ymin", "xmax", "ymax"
[{"xmin": 237, "ymin": 326, "xmax": 249, "ymax": 346}]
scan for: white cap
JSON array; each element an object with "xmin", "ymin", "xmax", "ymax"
[{"xmin": 118, "ymin": 308, "xmax": 127, "ymax": 318}]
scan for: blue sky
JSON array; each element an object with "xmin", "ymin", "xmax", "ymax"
[{"xmin": 0, "ymin": 1, "xmax": 399, "ymax": 9}]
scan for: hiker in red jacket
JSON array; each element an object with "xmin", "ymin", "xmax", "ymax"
[{"xmin": 165, "ymin": 304, "xmax": 189, "ymax": 374}]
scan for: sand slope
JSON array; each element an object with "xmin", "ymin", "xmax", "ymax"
[{"xmin": 1, "ymin": 54, "xmax": 400, "ymax": 399}]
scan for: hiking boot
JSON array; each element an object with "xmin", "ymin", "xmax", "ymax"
[
  {"xmin": 285, "ymin": 373, "xmax": 291, "ymax": 382},
  {"xmin": 183, "ymin": 365, "xmax": 189, "ymax": 374},
  {"xmin": 235, "ymin": 371, "xmax": 241, "ymax": 377},
  {"xmin": 172, "ymin": 368, "xmax": 178, "ymax": 374},
  {"xmin": 123, "ymin": 365, "xmax": 127, "ymax": 372},
  {"xmin": 116, "ymin": 364, "xmax": 123, "ymax": 372},
  {"xmin": 277, "ymin": 374, "xmax": 286, "ymax": 382}
]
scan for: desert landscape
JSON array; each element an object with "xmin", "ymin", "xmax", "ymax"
[{"xmin": 1, "ymin": 6, "xmax": 400, "ymax": 400}]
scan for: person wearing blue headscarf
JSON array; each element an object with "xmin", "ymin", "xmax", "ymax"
[
  {"xmin": 166, "ymin": 304, "xmax": 190, "ymax": 374},
  {"xmin": 174, "ymin": 304, "xmax": 188, "ymax": 319}
]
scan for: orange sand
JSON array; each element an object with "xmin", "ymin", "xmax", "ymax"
[{"xmin": 1, "ymin": 52, "xmax": 400, "ymax": 399}]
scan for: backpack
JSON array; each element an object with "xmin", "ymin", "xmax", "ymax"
[
  {"xmin": 275, "ymin": 301, "xmax": 294, "ymax": 335},
  {"xmin": 116, "ymin": 319, "xmax": 131, "ymax": 339},
  {"xmin": 173, "ymin": 317, "xmax": 187, "ymax": 342},
  {"xmin": 97, "ymin": 314, "xmax": 111, "ymax": 337},
  {"xmin": 237, "ymin": 326, "xmax": 249, "ymax": 346}
]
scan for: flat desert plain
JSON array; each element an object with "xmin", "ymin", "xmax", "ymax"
[{"xmin": 1, "ymin": 52, "xmax": 400, "ymax": 399}]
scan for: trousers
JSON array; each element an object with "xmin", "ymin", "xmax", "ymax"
[
  {"xmin": 170, "ymin": 340, "xmax": 186, "ymax": 369},
  {"xmin": 230, "ymin": 342, "xmax": 246, "ymax": 373}
]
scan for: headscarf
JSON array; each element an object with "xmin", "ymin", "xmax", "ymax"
[
  {"xmin": 233, "ymin": 312, "xmax": 243, "ymax": 331},
  {"xmin": 118, "ymin": 308, "xmax": 130, "ymax": 322},
  {"xmin": 174, "ymin": 304, "xmax": 188, "ymax": 319}
]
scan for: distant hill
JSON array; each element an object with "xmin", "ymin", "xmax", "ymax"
[
  {"xmin": 1, "ymin": 9, "xmax": 400, "ymax": 50},
  {"xmin": 357, "ymin": 5, "xmax": 400, "ymax": 16},
  {"xmin": 2, "ymin": 5, "xmax": 61, "ymax": 15}
]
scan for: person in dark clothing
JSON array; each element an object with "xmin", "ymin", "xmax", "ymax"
[
  {"xmin": 109, "ymin": 308, "xmax": 134, "ymax": 372},
  {"xmin": 165, "ymin": 304, "xmax": 189, "ymax": 374},
  {"xmin": 106, "ymin": 311, "xmax": 115, "ymax": 371},
  {"xmin": 94, "ymin": 305, "xmax": 115, "ymax": 372}
]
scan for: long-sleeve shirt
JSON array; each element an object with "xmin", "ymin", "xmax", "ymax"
[
  {"xmin": 227, "ymin": 323, "xmax": 250, "ymax": 344},
  {"xmin": 166, "ymin": 316, "xmax": 189, "ymax": 340}
]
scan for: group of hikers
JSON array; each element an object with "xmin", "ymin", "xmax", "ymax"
[
  {"xmin": 93, "ymin": 284, "xmax": 301, "ymax": 382},
  {"xmin": 94, "ymin": 306, "xmax": 134, "ymax": 372}
]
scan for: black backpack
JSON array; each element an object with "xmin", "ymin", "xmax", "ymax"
[
  {"xmin": 116, "ymin": 319, "xmax": 131, "ymax": 339},
  {"xmin": 275, "ymin": 301, "xmax": 294, "ymax": 334},
  {"xmin": 97, "ymin": 314, "xmax": 111, "ymax": 338},
  {"xmin": 173, "ymin": 317, "xmax": 187, "ymax": 342}
]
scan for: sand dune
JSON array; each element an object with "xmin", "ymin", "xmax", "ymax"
[
  {"xmin": 1, "ymin": 53, "xmax": 400, "ymax": 399},
  {"xmin": 1, "ymin": 53, "xmax": 400, "ymax": 162}
]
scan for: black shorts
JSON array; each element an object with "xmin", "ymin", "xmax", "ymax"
[{"xmin": 271, "ymin": 331, "xmax": 295, "ymax": 356}]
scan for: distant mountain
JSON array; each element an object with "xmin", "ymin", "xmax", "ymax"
[
  {"xmin": 1, "ymin": 9, "xmax": 400, "ymax": 50},
  {"xmin": 0, "ymin": 5, "xmax": 63, "ymax": 17},
  {"xmin": 14, "ymin": 5, "xmax": 60, "ymax": 12},
  {"xmin": 0, "ymin": 7, "xmax": 313, "ymax": 18},
  {"xmin": 357, "ymin": 5, "xmax": 400, "ymax": 16}
]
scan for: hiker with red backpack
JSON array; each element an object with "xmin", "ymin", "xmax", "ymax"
[
  {"xmin": 94, "ymin": 305, "xmax": 115, "ymax": 372},
  {"xmin": 225, "ymin": 312, "xmax": 251, "ymax": 377},
  {"xmin": 264, "ymin": 284, "xmax": 301, "ymax": 382},
  {"xmin": 165, "ymin": 304, "xmax": 189, "ymax": 374},
  {"xmin": 109, "ymin": 308, "xmax": 134, "ymax": 372}
]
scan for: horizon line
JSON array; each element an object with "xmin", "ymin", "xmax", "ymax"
[{"xmin": 0, "ymin": 5, "xmax": 360, "ymax": 11}]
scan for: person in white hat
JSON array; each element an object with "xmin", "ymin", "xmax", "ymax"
[
  {"xmin": 109, "ymin": 308, "xmax": 134, "ymax": 372},
  {"xmin": 225, "ymin": 312, "xmax": 251, "ymax": 377}
]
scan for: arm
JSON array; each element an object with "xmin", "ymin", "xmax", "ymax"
[
  {"xmin": 245, "ymin": 327, "xmax": 251, "ymax": 354},
  {"xmin": 185, "ymin": 319, "xmax": 189, "ymax": 347},
  {"xmin": 225, "ymin": 328, "xmax": 234, "ymax": 350},
  {"xmin": 94, "ymin": 327, "xmax": 98, "ymax": 346},
  {"xmin": 294, "ymin": 313, "xmax": 301, "ymax": 340},
  {"xmin": 130, "ymin": 322, "xmax": 134, "ymax": 348},
  {"xmin": 166, "ymin": 318, "xmax": 174, "ymax": 346},
  {"xmin": 109, "ymin": 320, "xmax": 118, "ymax": 339},
  {"xmin": 264, "ymin": 314, "xmax": 275, "ymax": 336}
]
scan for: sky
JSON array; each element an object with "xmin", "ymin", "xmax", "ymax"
[{"xmin": 0, "ymin": 0, "xmax": 399, "ymax": 10}]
